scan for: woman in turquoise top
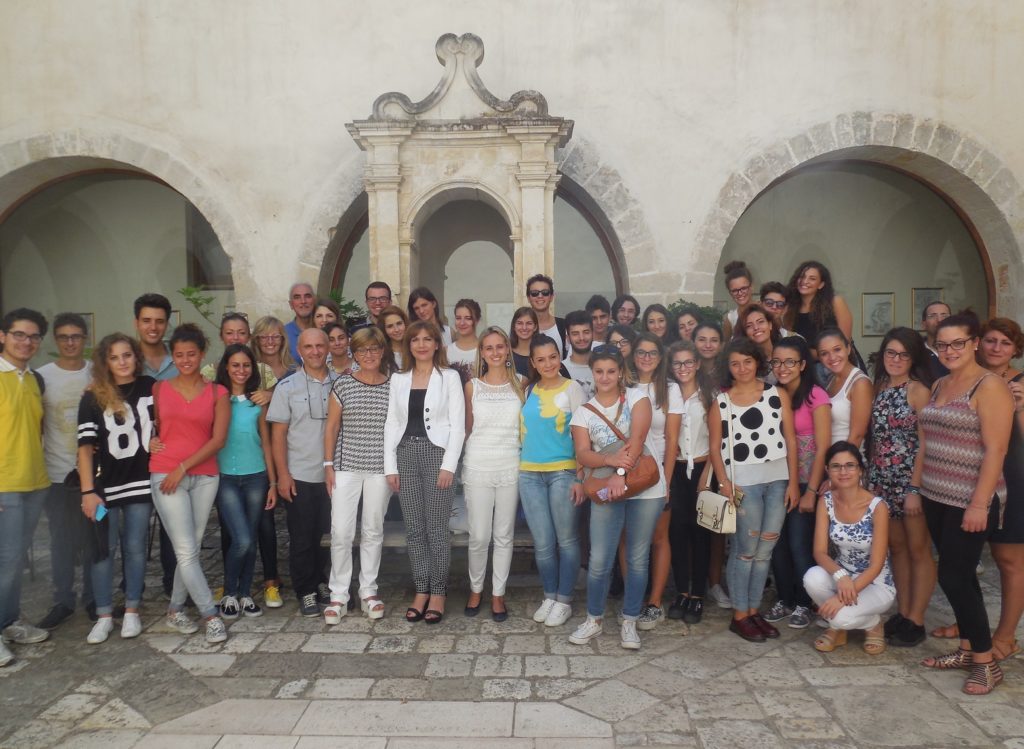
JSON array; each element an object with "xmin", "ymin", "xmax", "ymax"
[
  {"xmin": 519, "ymin": 334, "xmax": 587, "ymax": 628},
  {"xmin": 214, "ymin": 344, "xmax": 277, "ymax": 619}
]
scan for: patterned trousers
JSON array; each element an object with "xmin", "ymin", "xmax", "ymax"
[{"xmin": 397, "ymin": 436, "xmax": 454, "ymax": 595}]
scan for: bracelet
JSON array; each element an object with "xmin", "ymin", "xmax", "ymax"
[
  {"xmin": 81, "ymin": 490, "xmax": 97, "ymax": 497},
  {"xmin": 832, "ymin": 568, "xmax": 850, "ymax": 582},
  {"xmin": 806, "ymin": 486, "xmax": 818, "ymax": 494},
  {"xmin": 269, "ymin": 482, "xmax": 278, "ymax": 487},
  {"xmin": 573, "ymin": 478, "xmax": 583, "ymax": 485},
  {"xmin": 179, "ymin": 463, "xmax": 187, "ymax": 474},
  {"xmin": 907, "ymin": 485, "xmax": 921, "ymax": 495},
  {"xmin": 323, "ymin": 461, "xmax": 333, "ymax": 467}
]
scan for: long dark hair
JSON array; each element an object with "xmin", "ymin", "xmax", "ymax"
[
  {"xmin": 785, "ymin": 260, "xmax": 836, "ymax": 332},
  {"xmin": 216, "ymin": 343, "xmax": 261, "ymax": 398},
  {"xmin": 773, "ymin": 335, "xmax": 815, "ymax": 410},
  {"xmin": 407, "ymin": 287, "xmax": 446, "ymax": 328},
  {"xmin": 871, "ymin": 327, "xmax": 933, "ymax": 392},
  {"xmin": 527, "ymin": 334, "xmax": 562, "ymax": 386},
  {"xmin": 667, "ymin": 339, "xmax": 713, "ymax": 412},
  {"xmin": 718, "ymin": 336, "xmax": 768, "ymax": 389},
  {"xmin": 633, "ymin": 332, "xmax": 668, "ymax": 410},
  {"xmin": 642, "ymin": 303, "xmax": 674, "ymax": 342}
]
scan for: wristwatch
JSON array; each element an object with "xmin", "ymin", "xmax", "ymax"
[{"xmin": 616, "ymin": 467, "xmax": 626, "ymax": 477}]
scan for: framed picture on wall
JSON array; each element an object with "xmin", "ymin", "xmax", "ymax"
[
  {"xmin": 74, "ymin": 312, "xmax": 96, "ymax": 348},
  {"xmin": 912, "ymin": 287, "xmax": 944, "ymax": 330},
  {"xmin": 861, "ymin": 292, "xmax": 895, "ymax": 337},
  {"xmin": 169, "ymin": 310, "xmax": 182, "ymax": 330}
]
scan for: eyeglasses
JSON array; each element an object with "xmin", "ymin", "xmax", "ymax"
[
  {"xmin": 924, "ymin": 312, "xmax": 950, "ymax": 321},
  {"xmin": 634, "ymin": 349, "xmax": 660, "ymax": 360},
  {"xmin": 762, "ymin": 299, "xmax": 786, "ymax": 310},
  {"xmin": 256, "ymin": 335, "xmax": 283, "ymax": 342},
  {"xmin": 366, "ymin": 295, "xmax": 391, "ymax": 304},
  {"xmin": 671, "ymin": 359, "xmax": 698, "ymax": 370},
  {"xmin": 355, "ymin": 345, "xmax": 383, "ymax": 356},
  {"xmin": 935, "ymin": 338, "xmax": 973, "ymax": 353},
  {"xmin": 607, "ymin": 338, "xmax": 631, "ymax": 349},
  {"xmin": 883, "ymin": 349, "xmax": 911, "ymax": 361},
  {"xmin": 56, "ymin": 334, "xmax": 86, "ymax": 343},
  {"xmin": 827, "ymin": 462, "xmax": 860, "ymax": 472},
  {"xmin": 304, "ymin": 374, "xmax": 329, "ymax": 421},
  {"xmin": 592, "ymin": 345, "xmax": 623, "ymax": 359},
  {"xmin": 6, "ymin": 331, "xmax": 43, "ymax": 343},
  {"xmin": 528, "ymin": 289, "xmax": 553, "ymax": 298},
  {"xmin": 769, "ymin": 358, "xmax": 800, "ymax": 369},
  {"xmin": 729, "ymin": 285, "xmax": 752, "ymax": 297}
]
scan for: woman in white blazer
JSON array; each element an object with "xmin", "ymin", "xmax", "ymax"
[{"xmin": 385, "ymin": 320, "xmax": 466, "ymax": 624}]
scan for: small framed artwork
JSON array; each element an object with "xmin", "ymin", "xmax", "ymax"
[
  {"xmin": 861, "ymin": 292, "xmax": 895, "ymax": 337},
  {"xmin": 912, "ymin": 288, "xmax": 944, "ymax": 330},
  {"xmin": 73, "ymin": 312, "xmax": 96, "ymax": 348},
  {"xmin": 169, "ymin": 310, "xmax": 182, "ymax": 329}
]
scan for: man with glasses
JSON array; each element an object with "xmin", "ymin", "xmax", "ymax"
[
  {"xmin": 350, "ymin": 281, "xmax": 393, "ymax": 334},
  {"xmin": 759, "ymin": 282, "xmax": 793, "ymax": 333},
  {"xmin": 921, "ymin": 301, "xmax": 951, "ymax": 380},
  {"xmin": 0, "ymin": 308, "xmax": 52, "ymax": 666},
  {"xmin": 284, "ymin": 282, "xmax": 317, "ymax": 363},
  {"xmin": 562, "ymin": 310, "xmax": 595, "ymax": 399},
  {"xmin": 526, "ymin": 274, "xmax": 566, "ymax": 357},
  {"xmin": 268, "ymin": 327, "xmax": 338, "ymax": 617},
  {"xmin": 133, "ymin": 292, "xmax": 178, "ymax": 594},
  {"xmin": 36, "ymin": 313, "xmax": 95, "ymax": 630}
]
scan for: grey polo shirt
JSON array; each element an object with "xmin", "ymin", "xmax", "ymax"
[
  {"xmin": 144, "ymin": 352, "xmax": 176, "ymax": 381},
  {"xmin": 267, "ymin": 367, "xmax": 339, "ymax": 483}
]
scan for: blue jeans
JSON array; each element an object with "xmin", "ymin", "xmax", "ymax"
[
  {"xmin": 151, "ymin": 474, "xmax": 220, "ymax": 618},
  {"xmin": 44, "ymin": 483, "xmax": 94, "ymax": 610},
  {"xmin": 770, "ymin": 498, "xmax": 816, "ymax": 608},
  {"xmin": 587, "ymin": 496, "xmax": 663, "ymax": 619},
  {"xmin": 519, "ymin": 470, "xmax": 580, "ymax": 602},
  {"xmin": 0, "ymin": 488, "xmax": 48, "ymax": 628},
  {"xmin": 90, "ymin": 502, "xmax": 152, "ymax": 616},
  {"xmin": 726, "ymin": 479, "xmax": 788, "ymax": 612},
  {"xmin": 216, "ymin": 472, "xmax": 268, "ymax": 598}
]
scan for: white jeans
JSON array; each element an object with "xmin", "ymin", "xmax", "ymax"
[
  {"xmin": 328, "ymin": 472, "xmax": 390, "ymax": 603},
  {"xmin": 464, "ymin": 482, "xmax": 519, "ymax": 596},
  {"xmin": 803, "ymin": 565, "xmax": 895, "ymax": 631}
]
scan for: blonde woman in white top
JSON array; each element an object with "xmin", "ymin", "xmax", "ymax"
[
  {"xmin": 816, "ymin": 328, "xmax": 871, "ymax": 448},
  {"xmin": 462, "ymin": 327, "xmax": 525, "ymax": 622}
]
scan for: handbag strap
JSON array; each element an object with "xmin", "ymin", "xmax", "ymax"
[
  {"xmin": 722, "ymin": 391, "xmax": 737, "ymax": 493},
  {"xmin": 583, "ymin": 397, "xmax": 628, "ymax": 442}
]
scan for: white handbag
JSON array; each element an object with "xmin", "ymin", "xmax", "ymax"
[{"xmin": 696, "ymin": 394, "xmax": 738, "ymax": 534}]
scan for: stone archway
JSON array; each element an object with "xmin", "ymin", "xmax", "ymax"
[
  {"xmin": 346, "ymin": 33, "xmax": 571, "ymax": 308},
  {"xmin": 691, "ymin": 113, "xmax": 1024, "ymax": 318}
]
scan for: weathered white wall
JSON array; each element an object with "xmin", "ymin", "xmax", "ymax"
[{"xmin": 1, "ymin": 0, "xmax": 1022, "ymax": 319}]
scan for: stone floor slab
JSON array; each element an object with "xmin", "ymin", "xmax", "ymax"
[
  {"xmin": 524, "ymin": 655, "xmax": 567, "ymax": 677},
  {"xmin": 294, "ymin": 739, "xmax": 385, "ymax": 749},
  {"xmin": 474, "ymin": 655, "xmax": 524, "ymax": 677},
  {"xmin": 513, "ymin": 703, "xmax": 613, "ymax": 738},
  {"xmin": 152, "ymin": 699, "xmax": 309, "ymax": 735},
  {"xmin": 169, "ymin": 653, "xmax": 236, "ymax": 677},
  {"xmin": 958, "ymin": 700, "xmax": 1024, "ymax": 737},
  {"xmin": 416, "ymin": 635, "xmax": 455, "ymax": 653},
  {"xmin": 564, "ymin": 679, "xmax": 660, "ymax": 722},
  {"xmin": 76, "ymin": 698, "xmax": 151, "ymax": 730},
  {"xmin": 294, "ymin": 699, "xmax": 513, "ymax": 737},
  {"xmin": 370, "ymin": 678, "xmax": 430, "ymax": 700},
  {"xmin": 307, "ymin": 677, "xmax": 375, "ymax": 699},
  {"xmin": 60, "ymin": 729, "xmax": 148, "ymax": 748},
  {"xmin": 216, "ymin": 736, "xmax": 299, "ymax": 748},
  {"xmin": 483, "ymin": 678, "xmax": 532, "ymax": 700},
  {"xmin": 424, "ymin": 653, "xmax": 474, "ymax": 677},
  {"xmin": 697, "ymin": 719, "xmax": 785, "ymax": 749},
  {"xmin": 137, "ymin": 734, "xmax": 221, "ymax": 749},
  {"xmin": 386, "ymin": 740, "xmax": 531, "ymax": 748},
  {"xmin": 801, "ymin": 664, "xmax": 922, "ymax": 687},
  {"xmin": 258, "ymin": 633, "xmax": 309, "ymax": 652},
  {"xmin": 201, "ymin": 676, "xmax": 280, "ymax": 699}
]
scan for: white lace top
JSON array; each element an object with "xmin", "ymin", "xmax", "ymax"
[{"xmin": 463, "ymin": 378, "xmax": 522, "ymax": 487}]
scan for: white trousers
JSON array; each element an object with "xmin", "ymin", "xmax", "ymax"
[
  {"xmin": 803, "ymin": 565, "xmax": 895, "ymax": 631},
  {"xmin": 328, "ymin": 472, "xmax": 391, "ymax": 603},
  {"xmin": 464, "ymin": 482, "xmax": 519, "ymax": 596}
]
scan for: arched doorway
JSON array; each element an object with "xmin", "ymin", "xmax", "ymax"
[
  {"xmin": 715, "ymin": 160, "xmax": 990, "ymax": 338},
  {"xmin": 0, "ymin": 170, "xmax": 233, "ymax": 362}
]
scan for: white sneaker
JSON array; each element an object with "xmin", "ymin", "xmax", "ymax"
[
  {"xmin": 544, "ymin": 601, "xmax": 572, "ymax": 627},
  {"xmin": 2, "ymin": 620, "xmax": 49, "ymax": 644},
  {"xmin": 569, "ymin": 616, "xmax": 603, "ymax": 645},
  {"xmin": 0, "ymin": 640, "xmax": 13, "ymax": 667},
  {"xmin": 166, "ymin": 611, "xmax": 199, "ymax": 635},
  {"xmin": 533, "ymin": 598, "xmax": 557, "ymax": 623},
  {"xmin": 708, "ymin": 584, "xmax": 732, "ymax": 609},
  {"xmin": 120, "ymin": 613, "xmax": 142, "ymax": 639},
  {"xmin": 324, "ymin": 603, "xmax": 346, "ymax": 625},
  {"xmin": 87, "ymin": 617, "xmax": 114, "ymax": 644},
  {"xmin": 205, "ymin": 617, "xmax": 228, "ymax": 644},
  {"xmin": 620, "ymin": 618, "xmax": 641, "ymax": 650}
]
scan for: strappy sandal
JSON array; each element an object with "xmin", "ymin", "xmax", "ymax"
[
  {"xmin": 992, "ymin": 638, "xmax": 1021, "ymax": 662},
  {"xmin": 814, "ymin": 628, "xmax": 847, "ymax": 652},
  {"xmin": 962, "ymin": 660, "xmax": 1003, "ymax": 695},
  {"xmin": 921, "ymin": 647, "xmax": 973, "ymax": 670},
  {"xmin": 930, "ymin": 622, "xmax": 959, "ymax": 639},
  {"xmin": 361, "ymin": 596, "xmax": 385, "ymax": 620},
  {"xmin": 863, "ymin": 624, "xmax": 886, "ymax": 655}
]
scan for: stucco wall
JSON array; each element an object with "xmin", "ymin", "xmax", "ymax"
[{"xmin": 1, "ymin": 0, "xmax": 1022, "ymax": 320}]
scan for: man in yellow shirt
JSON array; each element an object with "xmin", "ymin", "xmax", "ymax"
[{"xmin": 0, "ymin": 308, "xmax": 52, "ymax": 667}]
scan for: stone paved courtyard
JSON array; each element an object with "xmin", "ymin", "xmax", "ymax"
[{"xmin": 2, "ymin": 509, "xmax": 1023, "ymax": 749}]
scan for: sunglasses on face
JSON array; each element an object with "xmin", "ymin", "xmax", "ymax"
[{"xmin": 528, "ymin": 289, "xmax": 553, "ymax": 298}]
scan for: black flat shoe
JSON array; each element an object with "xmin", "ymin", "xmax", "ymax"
[
  {"xmin": 464, "ymin": 604, "xmax": 480, "ymax": 617},
  {"xmin": 405, "ymin": 606, "xmax": 425, "ymax": 623},
  {"xmin": 424, "ymin": 609, "xmax": 444, "ymax": 625},
  {"xmin": 682, "ymin": 597, "xmax": 704, "ymax": 625},
  {"xmin": 667, "ymin": 595, "xmax": 688, "ymax": 620},
  {"xmin": 492, "ymin": 607, "xmax": 508, "ymax": 623},
  {"xmin": 884, "ymin": 612, "xmax": 905, "ymax": 638}
]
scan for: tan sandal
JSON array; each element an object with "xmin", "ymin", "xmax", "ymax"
[
  {"xmin": 921, "ymin": 647, "xmax": 973, "ymax": 670},
  {"xmin": 863, "ymin": 624, "xmax": 886, "ymax": 655},
  {"xmin": 992, "ymin": 638, "xmax": 1021, "ymax": 662},
  {"xmin": 962, "ymin": 660, "xmax": 1003, "ymax": 695},
  {"xmin": 814, "ymin": 628, "xmax": 847, "ymax": 652}
]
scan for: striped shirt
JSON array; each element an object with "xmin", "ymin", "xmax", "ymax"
[
  {"xmin": 330, "ymin": 374, "xmax": 390, "ymax": 474},
  {"xmin": 920, "ymin": 373, "xmax": 1006, "ymax": 514},
  {"xmin": 77, "ymin": 377, "xmax": 156, "ymax": 505}
]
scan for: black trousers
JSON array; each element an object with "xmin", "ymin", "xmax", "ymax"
[
  {"xmin": 668, "ymin": 461, "xmax": 713, "ymax": 597},
  {"xmin": 284, "ymin": 480, "xmax": 331, "ymax": 597},
  {"xmin": 923, "ymin": 496, "xmax": 997, "ymax": 653}
]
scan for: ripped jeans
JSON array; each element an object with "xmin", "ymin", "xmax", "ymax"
[{"xmin": 726, "ymin": 479, "xmax": 788, "ymax": 612}]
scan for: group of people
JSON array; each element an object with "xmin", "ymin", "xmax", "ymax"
[{"xmin": 0, "ymin": 261, "xmax": 1021, "ymax": 698}]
